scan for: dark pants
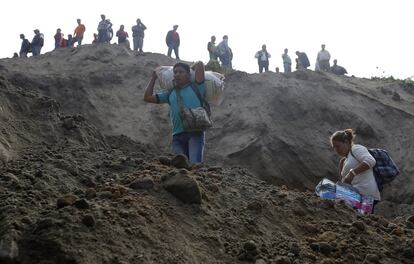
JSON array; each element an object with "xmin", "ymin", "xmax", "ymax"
[
  {"xmin": 259, "ymin": 61, "xmax": 269, "ymax": 73},
  {"xmin": 98, "ymin": 29, "xmax": 107, "ymax": 43},
  {"xmin": 167, "ymin": 44, "xmax": 180, "ymax": 59},
  {"xmin": 284, "ymin": 63, "xmax": 291, "ymax": 73}
]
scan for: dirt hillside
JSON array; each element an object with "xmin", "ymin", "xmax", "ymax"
[{"xmin": 0, "ymin": 44, "xmax": 414, "ymax": 263}]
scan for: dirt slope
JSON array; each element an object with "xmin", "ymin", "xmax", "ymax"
[
  {"xmin": 1, "ymin": 44, "xmax": 413, "ymax": 206},
  {"xmin": 1, "ymin": 46, "xmax": 414, "ymax": 263}
]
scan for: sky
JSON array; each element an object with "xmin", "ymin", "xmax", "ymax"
[{"xmin": 1, "ymin": 0, "xmax": 413, "ymax": 79}]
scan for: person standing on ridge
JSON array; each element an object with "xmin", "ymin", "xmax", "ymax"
[
  {"xmin": 282, "ymin": 48, "xmax": 291, "ymax": 73},
  {"xmin": 19, "ymin": 34, "xmax": 31, "ymax": 58},
  {"xmin": 317, "ymin": 44, "xmax": 331, "ymax": 72},
  {"xmin": 97, "ymin": 14, "xmax": 112, "ymax": 43},
  {"xmin": 74, "ymin": 18, "xmax": 86, "ymax": 46},
  {"xmin": 54, "ymin": 28, "xmax": 63, "ymax": 49},
  {"xmin": 255, "ymin": 44, "xmax": 271, "ymax": 73},
  {"xmin": 217, "ymin": 35, "xmax": 233, "ymax": 69},
  {"xmin": 166, "ymin": 25, "xmax": 180, "ymax": 59},
  {"xmin": 144, "ymin": 61, "xmax": 208, "ymax": 164},
  {"xmin": 31, "ymin": 29, "xmax": 44, "ymax": 56},
  {"xmin": 132, "ymin": 18, "xmax": 147, "ymax": 52},
  {"xmin": 207, "ymin": 35, "xmax": 217, "ymax": 61}
]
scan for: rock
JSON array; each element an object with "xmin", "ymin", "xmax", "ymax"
[
  {"xmin": 310, "ymin": 242, "xmax": 333, "ymax": 256},
  {"xmin": 407, "ymin": 215, "xmax": 414, "ymax": 223},
  {"xmin": 57, "ymin": 195, "xmax": 78, "ymax": 209},
  {"xmin": 255, "ymin": 259, "xmax": 267, "ymax": 264},
  {"xmin": 243, "ymin": 240, "xmax": 257, "ymax": 251},
  {"xmin": 247, "ymin": 201, "xmax": 263, "ymax": 211},
  {"xmin": 81, "ymin": 177, "xmax": 96, "ymax": 188},
  {"xmin": 319, "ymin": 231, "xmax": 337, "ymax": 242},
  {"xmin": 74, "ymin": 199, "xmax": 90, "ymax": 210},
  {"xmin": 170, "ymin": 154, "xmax": 190, "ymax": 169},
  {"xmin": 363, "ymin": 253, "xmax": 380, "ymax": 263},
  {"xmin": 98, "ymin": 191, "xmax": 113, "ymax": 199},
  {"xmin": 34, "ymin": 218, "xmax": 54, "ymax": 232},
  {"xmin": 34, "ymin": 170, "xmax": 43, "ymax": 177},
  {"xmin": 352, "ymin": 221, "xmax": 366, "ymax": 232},
  {"xmin": 62, "ymin": 117, "xmax": 76, "ymax": 130},
  {"xmin": 158, "ymin": 156, "xmax": 171, "ymax": 166},
  {"xmin": 274, "ymin": 256, "xmax": 291, "ymax": 264},
  {"xmin": 82, "ymin": 215, "xmax": 95, "ymax": 227},
  {"xmin": 2, "ymin": 172, "xmax": 19, "ymax": 182},
  {"xmin": 129, "ymin": 178, "xmax": 154, "ymax": 190},
  {"xmin": 85, "ymin": 188, "xmax": 96, "ymax": 200},
  {"xmin": 392, "ymin": 91, "xmax": 401, "ymax": 101},
  {"xmin": 0, "ymin": 234, "xmax": 19, "ymax": 260},
  {"xmin": 162, "ymin": 172, "xmax": 201, "ymax": 204}
]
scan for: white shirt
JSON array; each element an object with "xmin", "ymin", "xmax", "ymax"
[
  {"xmin": 341, "ymin": 144, "xmax": 380, "ymax": 200},
  {"xmin": 317, "ymin": 50, "xmax": 331, "ymax": 61}
]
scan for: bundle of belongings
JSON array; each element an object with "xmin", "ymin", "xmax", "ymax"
[
  {"xmin": 315, "ymin": 178, "xmax": 374, "ymax": 215},
  {"xmin": 155, "ymin": 66, "xmax": 225, "ymax": 106}
]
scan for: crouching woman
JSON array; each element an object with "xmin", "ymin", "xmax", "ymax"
[{"xmin": 330, "ymin": 129, "xmax": 380, "ymax": 210}]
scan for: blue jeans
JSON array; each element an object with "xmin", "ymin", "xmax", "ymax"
[
  {"xmin": 32, "ymin": 45, "xmax": 41, "ymax": 56},
  {"xmin": 167, "ymin": 44, "xmax": 179, "ymax": 59},
  {"xmin": 172, "ymin": 131, "xmax": 205, "ymax": 163}
]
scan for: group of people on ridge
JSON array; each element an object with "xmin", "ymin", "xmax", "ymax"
[{"xmin": 254, "ymin": 44, "xmax": 347, "ymax": 75}]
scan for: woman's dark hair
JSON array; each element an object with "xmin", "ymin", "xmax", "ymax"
[
  {"xmin": 330, "ymin": 128, "xmax": 355, "ymax": 145},
  {"xmin": 173, "ymin": 62, "xmax": 190, "ymax": 74}
]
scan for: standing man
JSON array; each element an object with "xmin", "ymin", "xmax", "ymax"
[
  {"xmin": 19, "ymin": 34, "xmax": 31, "ymax": 58},
  {"xmin": 295, "ymin": 51, "xmax": 310, "ymax": 70},
  {"xmin": 255, "ymin": 44, "xmax": 271, "ymax": 73},
  {"xmin": 131, "ymin": 18, "xmax": 147, "ymax": 52},
  {"xmin": 317, "ymin": 44, "xmax": 331, "ymax": 72},
  {"xmin": 31, "ymin": 29, "xmax": 44, "ymax": 56},
  {"xmin": 217, "ymin": 35, "xmax": 233, "ymax": 69},
  {"xmin": 97, "ymin": 14, "xmax": 112, "ymax": 43},
  {"xmin": 282, "ymin": 48, "xmax": 291, "ymax": 73},
  {"xmin": 143, "ymin": 61, "xmax": 207, "ymax": 164},
  {"xmin": 74, "ymin": 18, "xmax": 86, "ymax": 46},
  {"xmin": 207, "ymin": 36, "xmax": 217, "ymax": 61},
  {"xmin": 165, "ymin": 25, "xmax": 180, "ymax": 60}
]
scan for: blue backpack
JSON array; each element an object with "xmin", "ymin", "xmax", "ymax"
[{"xmin": 351, "ymin": 148, "xmax": 400, "ymax": 191}]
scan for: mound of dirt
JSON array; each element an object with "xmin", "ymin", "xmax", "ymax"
[
  {"xmin": 1, "ymin": 44, "xmax": 413, "ymax": 207},
  {"xmin": 1, "ymin": 44, "xmax": 414, "ymax": 263}
]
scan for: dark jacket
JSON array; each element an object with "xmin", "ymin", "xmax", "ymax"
[
  {"xmin": 165, "ymin": 30, "xmax": 180, "ymax": 47},
  {"xmin": 256, "ymin": 50, "xmax": 270, "ymax": 65},
  {"xmin": 298, "ymin": 52, "xmax": 310, "ymax": 68},
  {"xmin": 20, "ymin": 39, "xmax": 31, "ymax": 53}
]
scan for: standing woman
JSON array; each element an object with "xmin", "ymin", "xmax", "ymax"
[{"xmin": 330, "ymin": 129, "xmax": 380, "ymax": 208}]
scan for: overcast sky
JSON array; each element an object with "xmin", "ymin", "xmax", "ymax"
[{"xmin": 1, "ymin": 0, "xmax": 413, "ymax": 79}]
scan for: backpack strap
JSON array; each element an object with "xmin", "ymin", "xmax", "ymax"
[{"xmin": 190, "ymin": 82, "xmax": 211, "ymax": 116}]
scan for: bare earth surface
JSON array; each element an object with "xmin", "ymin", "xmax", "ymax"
[{"xmin": 0, "ymin": 44, "xmax": 413, "ymax": 263}]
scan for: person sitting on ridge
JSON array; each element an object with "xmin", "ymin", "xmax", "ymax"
[
  {"xmin": 144, "ymin": 61, "xmax": 208, "ymax": 164},
  {"xmin": 331, "ymin": 59, "xmax": 348, "ymax": 75}
]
